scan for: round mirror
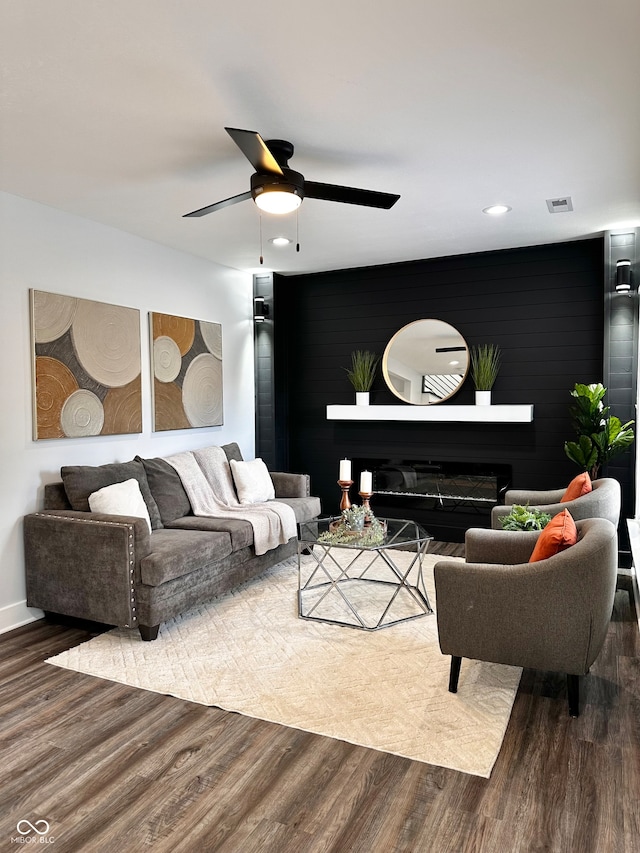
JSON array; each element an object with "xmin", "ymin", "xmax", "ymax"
[{"xmin": 382, "ymin": 319, "xmax": 469, "ymax": 405}]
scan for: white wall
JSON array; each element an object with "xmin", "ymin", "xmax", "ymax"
[{"xmin": 0, "ymin": 192, "xmax": 255, "ymax": 633}]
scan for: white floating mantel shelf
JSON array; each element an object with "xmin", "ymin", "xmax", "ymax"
[{"xmin": 326, "ymin": 404, "xmax": 534, "ymax": 423}]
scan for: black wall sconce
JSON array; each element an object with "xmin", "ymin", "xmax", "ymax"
[
  {"xmin": 616, "ymin": 259, "xmax": 632, "ymax": 295},
  {"xmin": 253, "ymin": 296, "xmax": 270, "ymax": 322}
]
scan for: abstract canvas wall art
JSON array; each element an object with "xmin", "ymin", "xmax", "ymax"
[
  {"xmin": 150, "ymin": 312, "xmax": 223, "ymax": 431},
  {"xmin": 30, "ymin": 290, "xmax": 142, "ymax": 440}
]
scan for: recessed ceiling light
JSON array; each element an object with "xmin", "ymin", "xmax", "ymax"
[
  {"xmin": 269, "ymin": 236, "xmax": 291, "ymax": 247},
  {"xmin": 482, "ymin": 204, "xmax": 512, "ymax": 216}
]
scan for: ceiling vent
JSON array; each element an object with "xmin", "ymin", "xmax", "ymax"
[{"xmin": 546, "ymin": 196, "xmax": 573, "ymax": 213}]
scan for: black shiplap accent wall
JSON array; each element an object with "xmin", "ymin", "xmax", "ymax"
[
  {"xmin": 254, "ymin": 271, "xmax": 292, "ymax": 472},
  {"xmin": 603, "ymin": 229, "xmax": 639, "ymax": 561},
  {"xmin": 253, "ymin": 273, "xmax": 276, "ymax": 469},
  {"xmin": 273, "ymin": 239, "xmax": 607, "ymax": 539}
]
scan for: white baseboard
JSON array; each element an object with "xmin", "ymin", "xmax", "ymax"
[{"xmin": 0, "ymin": 600, "xmax": 43, "ymax": 635}]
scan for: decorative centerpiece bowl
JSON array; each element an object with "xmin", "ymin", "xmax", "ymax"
[{"xmin": 320, "ymin": 506, "xmax": 387, "ymax": 546}]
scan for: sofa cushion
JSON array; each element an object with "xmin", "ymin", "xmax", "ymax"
[
  {"xmin": 44, "ymin": 482, "xmax": 73, "ymax": 510},
  {"xmin": 166, "ymin": 515, "xmax": 254, "ymax": 551},
  {"xmin": 166, "ymin": 496, "xmax": 321, "ymax": 547},
  {"xmin": 529, "ymin": 509, "xmax": 577, "ymax": 563},
  {"xmin": 88, "ymin": 479, "xmax": 152, "ymax": 533},
  {"xmin": 222, "ymin": 442, "xmax": 244, "ymax": 463},
  {"xmin": 136, "ymin": 455, "xmax": 192, "ymax": 525},
  {"xmin": 61, "ymin": 460, "xmax": 162, "ymax": 529},
  {"xmin": 270, "ymin": 496, "xmax": 321, "ymax": 524},
  {"xmin": 140, "ymin": 528, "xmax": 233, "ymax": 586},
  {"xmin": 561, "ymin": 471, "xmax": 592, "ymax": 502},
  {"xmin": 230, "ymin": 458, "xmax": 275, "ymax": 504}
]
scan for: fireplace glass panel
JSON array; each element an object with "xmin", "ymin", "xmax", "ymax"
[{"xmin": 354, "ymin": 459, "xmax": 511, "ymax": 514}]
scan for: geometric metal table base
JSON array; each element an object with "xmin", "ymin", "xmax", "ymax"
[{"xmin": 298, "ymin": 517, "xmax": 433, "ymax": 631}]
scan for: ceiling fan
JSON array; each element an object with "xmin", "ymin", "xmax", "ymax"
[{"xmin": 183, "ymin": 127, "xmax": 400, "ymax": 218}]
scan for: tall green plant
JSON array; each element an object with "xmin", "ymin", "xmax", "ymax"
[
  {"xmin": 344, "ymin": 350, "xmax": 379, "ymax": 392},
  {"xmin": 564, "ymin": 382, "xmax": 635, "ymax": 478},
  {"xmin": 470, "ymin": 344, "xmax": 501, "ymax": 391}
]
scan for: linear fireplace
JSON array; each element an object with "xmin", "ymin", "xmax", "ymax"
[{"xmin": 352, "ymin": 458, "xmax": 512, "ymax": 541}]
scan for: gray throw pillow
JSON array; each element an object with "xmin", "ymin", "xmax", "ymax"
[
  {"xmin": 135, "ymin": 456, "xmax": 193, "ymax": 526},
  {"xmin": 222, "ymin": 442, "xmax": 244, "ymax": 464},
  {"xmin": 61, "ymin": 460, "xmax": 163, "ymax": 529}
]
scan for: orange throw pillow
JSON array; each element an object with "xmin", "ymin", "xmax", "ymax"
[
  {"xmin": 561, "ymin": 472, "xmax": 592, "ymax": 502},
  {"xmin": 529, "ymin": 509, "xmax": 578, "ymax": 563}
]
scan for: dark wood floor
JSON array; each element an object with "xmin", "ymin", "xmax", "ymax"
[{"xmin": 1, "ymin": 543, "xmax": 639, "ymax": 852}]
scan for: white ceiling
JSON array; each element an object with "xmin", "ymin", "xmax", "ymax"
[{"xmin": 2, "ymin": 1, "xmax": 639, "ymax": 276}]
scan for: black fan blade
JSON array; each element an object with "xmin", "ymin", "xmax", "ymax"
[
  {"xmin": 183, "ymin": 191, "xmax": 252, "ymax": 218},
  {"xmin": 225, "ymin": 127, "xmax": 284, "ymax": 175},
  {"xmin": 304, "ymin": 181, "xmax": 400, "ymax": 209}
]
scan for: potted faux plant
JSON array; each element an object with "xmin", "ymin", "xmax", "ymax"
[
  {"xmin": 341, "ymin": 504, "xmax": 368, "ymax": 531},
  {"xmin": 345, "ymin": 350, "xmax": 379, "ymax": 406},
  {"xmin": 470, "ymin": 344, "xmax": 501, "ymax": 405},
  {"xmin": 499, "ymin": 504, "xmax": 551, "ymax": 531},
  {"xmin": 564, "ymin": 382, "xmax": 635, "ymax": 478}
]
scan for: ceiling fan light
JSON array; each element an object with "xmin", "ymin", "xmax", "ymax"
[
  {"xmin": 251, "ymin": 169, "xmax": 305, "ymax": 215},
  {"xmin": 254, "ymin": 189, "xmax": 302, "ymax": 214}
]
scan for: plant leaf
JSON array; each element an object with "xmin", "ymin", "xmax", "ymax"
[{"xmin": 564, "ymin": 435, "xmax": 597, "ymax": 471}]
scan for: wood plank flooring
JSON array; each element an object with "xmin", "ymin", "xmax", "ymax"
[{"xmin": 1, "ymin": 543, "xmax": 639, "ymax": 852}]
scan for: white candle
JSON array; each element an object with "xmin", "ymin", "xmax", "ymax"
[
  {"xmin": 360, "ymin": 470, "xmax": 372, "ymax": 493},
  {"xmin": 339, "ymin": 458, "xmax": 351, "ymax": 481}
]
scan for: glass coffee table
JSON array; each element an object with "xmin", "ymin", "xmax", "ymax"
[{"xmin": 297, "ymin": 517, "xmax": 433, "ymax": 630}]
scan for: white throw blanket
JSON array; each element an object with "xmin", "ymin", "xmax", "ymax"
[{"xmin": 164, "ymin": 446, "xmax": 297, "ymax": 556}]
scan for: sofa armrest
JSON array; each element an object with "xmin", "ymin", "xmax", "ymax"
[
  {"xmin": 503, "ymin": 487, "xmax": 566, "ymax": 505},
  {"xmin": 24, "ymin": 510, "xmax": 151, "ymax": 628},
  {"xmin": 465, "ymin": 527, "xmax": 538, "ymax": 564},
  {"xmin": 270, "ymin": 472, "xmax": 311, "ymax": 498}
]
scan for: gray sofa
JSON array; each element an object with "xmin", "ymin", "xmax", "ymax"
[{"xmin": 24, "ymin": 443, "xmax": 321, "ymax": 640}]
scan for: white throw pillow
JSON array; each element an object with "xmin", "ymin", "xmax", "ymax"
[
  {"xmin": 88, "ymin": 478, "xmax": 152, "ymax": 533},
  {"xmin": 230, "ymin": 458, "xmax": 275, "ymax": 504}
]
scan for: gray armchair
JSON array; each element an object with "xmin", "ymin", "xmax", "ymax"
[
  {"xmin": 491, "ymin": 477, "xmax": 620, "ymax": 529},
  {"xmin": 433, "ymin": 517, "xmax": 618, "ymax": 717}
]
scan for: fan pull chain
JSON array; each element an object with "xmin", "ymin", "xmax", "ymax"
[
  {"xmin": 296, "ymin": 208, "xmax": 300, "ymax": 253},
  {"xmin": 259, "ymin": 213, "xmax": 264, "ymax": 265}
]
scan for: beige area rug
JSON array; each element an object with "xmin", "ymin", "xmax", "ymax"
[{"xmin": 46, "ymin": 552, "xmax": 521, "ymax": 778}]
